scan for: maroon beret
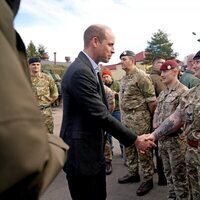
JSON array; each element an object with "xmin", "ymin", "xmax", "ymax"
[{"xmin": 160, "ymin": 60, "xmax": 178, "ymax": 71}]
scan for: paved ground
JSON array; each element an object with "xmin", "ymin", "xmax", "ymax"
[{"xmin": 40, "ymin": 107, "xmax": 168, "ymax": 200}]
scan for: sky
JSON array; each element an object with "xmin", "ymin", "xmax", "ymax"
[{"xmin": 15, "ymin": 0, "xmax": 200, "ymax": 64}]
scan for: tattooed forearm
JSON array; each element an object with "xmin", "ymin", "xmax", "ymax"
[
  {"xmin": 154, "ymin": 119, "xmax": 175, "ymax": 140},
  {"xmin": 153, "ymin": 110, "xmax": 182, "ymax": 140}
]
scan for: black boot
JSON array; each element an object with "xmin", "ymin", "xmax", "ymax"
[
  {"xmin": 118, "ymin": 174, "xmax": 140, "ymax": 184},
  {"xmin": 136, "ymin": 179, "xmax": 153, "ymax": 196}
]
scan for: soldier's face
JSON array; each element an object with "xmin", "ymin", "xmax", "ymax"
[
  {"xmin": 120, "ymin": 56, "xmax": 134, "ymax": 72},
  {"xmin": 29, "ymin": 62, "xmax": 41, "ymax": 74},
  {"xmin": 161, "ymin": 69, "xmax": 176, "ymax": 85},
  {"xmin": 102, "ymin": 74, "xmax": 112, "ymax": 85},
  {"xmin": 153, "ymin": 59, "xmax": 165, "ymax": 70},
  {"xmin": 193, "ymin": 60, "xmax": 200, "ymax": 78}
]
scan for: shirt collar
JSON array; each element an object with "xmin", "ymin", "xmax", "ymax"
[
  {"xmin": 82, "ymin": 51, "xmax": 100, "ymax": 75},
  {"xmin": 166, "ymin": 80, "xmax": 180, "ymax": 92}
]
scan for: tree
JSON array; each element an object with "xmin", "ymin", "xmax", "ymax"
[
  {"xmin": 26, "ymin": 40, "xmax": 39, "ymax": 58},
  {"xmin": 38, "ymin": 44, "xmax": 46, "ymax": 58},
  {"xmin": 38, "ymin": 44, "xmax": 49, "ymax": 59},
  {"xmin": 143, "ymin": 29, "xmax": 178, "ymax": 65}
]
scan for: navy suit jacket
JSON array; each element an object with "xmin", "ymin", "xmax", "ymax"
[{"xmin": 60, "ymin": 51, "xmax": 137, "ymax": 176}]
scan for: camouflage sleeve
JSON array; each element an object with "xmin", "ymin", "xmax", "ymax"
[
  {"xmin": 49, "ymin": 77, "xmax": 59, "ymax": 98},
  {"xmin": 104, "ymin": 85, "xmax": 115, "ymax": 113},
  {"xmin": 175, "ymin": 89, "xmax": 190, "ymax": 121},
  {"xmin": 153, "ymin": 104, "xmax": 159, "ymax": 129},
  {"xmin": 138, "ymin": 74, "xmax": 156, "ymax": 102}
]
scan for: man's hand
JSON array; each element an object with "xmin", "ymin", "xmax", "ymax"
[
  {"xmin": 134, "ymin": 134, "xmax": 156, "ymax": 153},
  {"xmin": 146, "ymin": 133, "xmax": 156, "ymax": 142}
]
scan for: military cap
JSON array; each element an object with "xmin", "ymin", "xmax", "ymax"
[
  {"xmin": 193, "ymin": 50, "xmax": 200, "ymax": 60},
  {"xmin": 160, "ymin": 60, "xmax": 178, "ymax": 71},
  {"xmin": 119, "ymin": 50, "xmax": 135, "ymax": 59},
  {"xmin": 28, "ymin": 57, "xmax": 41, "ymax": 65}
]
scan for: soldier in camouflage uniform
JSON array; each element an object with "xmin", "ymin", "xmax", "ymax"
[
  {"xmin": 28, "ymin": 57, "xmax": 58, "ymax": 134},
  {"xmin": 150, "ymin": 56, "xmax": 167, "ymax": 186},
  {"xmin": 118, "ymin": 50, "xmax": 157, "ymax": 196},
  {"xmin": 149, "ymin": 50, "xmax": 200, "ymax": 200},
  {"xmin": 153, "ymin": 60, "xmax": 189, "ymax": 200},
  {"xmin": 103, "ymin": 85, "xmax": 115, "ymax": 175},
  {"xmin": 101, "ymin": 69, "xmax": 124, "ymax": 158}
]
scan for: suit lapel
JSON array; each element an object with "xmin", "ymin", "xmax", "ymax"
[
  {"xmin": 97, "ymin": 72, "xmax": 108, "ymax": 109},
  {"xmin": 77, "ymin": 52, "xmax": 109, "ymax": 109}
]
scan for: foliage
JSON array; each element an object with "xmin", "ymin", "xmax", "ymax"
[
  {"xmin": 26, "ymin": 40, "xmax": 40, "ymax": 58},
  {"xmin": 143, "ymin": 29, "xmax": 178, "ymax": 65},
  {"xmin": 41, "ymin": 64, "xmax": 68, "ymax": 78},
  {"xmin": 38, "ymin": 44, "xmax": 46, "ymax": 58},
  {"xmin": 26, "ymin": 41, "xmax": 48, "ymax": 59}
]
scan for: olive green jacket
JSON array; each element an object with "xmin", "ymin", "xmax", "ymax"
[
  {"xmin": 150, "ymin": 69, "xmax": 166, "ymax": 97},
  {"xmin": 0, "ymin": 1, "xmax": 68, "ymax": 199}
]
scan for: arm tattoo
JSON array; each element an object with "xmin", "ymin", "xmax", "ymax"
[{"xmin": 154, "ymin": 118, "xmax": 176, "ymax": 140}]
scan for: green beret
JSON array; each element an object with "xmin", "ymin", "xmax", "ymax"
[
  {"xmin": 28, "ymin": 57, "xmax": 41, "ymax": 65},
  {"xmin": 120, "ymin": 50, "xmax": 135, "ymax": 59}
]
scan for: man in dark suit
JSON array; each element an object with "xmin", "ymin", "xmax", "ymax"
[{"xmin": 60, "ymin": 24, "xmax": 155, "ymax": 200}]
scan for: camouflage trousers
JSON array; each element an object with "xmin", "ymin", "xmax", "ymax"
[
  {"xmin": 159, "ymin": 135, "xmax": 189, "ymax": 200},
  {"xmin": 40, "ymin": 107, "xmax": 54, "ymax": 134},
  {"xmin": 185, "ymin": 146, "xmax": 200, "ymax": 200},
  {"xmin": 105, "ymin": 137, "xmax": 112, "ymax": 163},
  {"xmin": 125, "ymin": 144, "xmax": 154, "ymax": 182}
]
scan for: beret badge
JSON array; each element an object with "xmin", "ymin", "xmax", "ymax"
[
  {"xmin": 122, "ymin": 51, "xmax": 127, "ymax": 56},
  {"xmin": 167, "ymin": 65, "xmax": 171, "ymax": 70}
]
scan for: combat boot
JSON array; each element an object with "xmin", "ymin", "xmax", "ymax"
[
  {"xmin": 118, "ymin": 173, "xmax": 140, "ymax": 184},
  {"xmin": 136, "ymin": 179, "xmax": 153, "ymax": 196}
]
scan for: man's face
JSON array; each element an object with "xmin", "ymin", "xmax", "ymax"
[
  {"xmin": 161, "ymin": 69, "xmax": 177, "ymax": 85},
  {"xmin": 153, "ymin": 59, "xmax": 165, "ymax": 71},
  {"xmin": 102, "ymin": 74, "xmax": 112, "ymax": 85},
  {"xmin": 96, "ymin": 29, "xmax": 115, "ymax": 63},
  {"xmin": 193, "ymin": 59, "xmax": 200, "ymax": 78},
  {"xmin": 29, "ymin": 62, "xmax": 41, "ymax": 74},
  {"xmin": 120, "ymin": 56, "xmax": 134, "ymax": 72}
]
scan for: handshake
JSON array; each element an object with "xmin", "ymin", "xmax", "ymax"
[{"xmin": 134, "ymin": 133, "xmax": 156, "ymax": 153}]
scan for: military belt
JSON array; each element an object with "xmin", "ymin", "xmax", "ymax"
[
  {"xmin": 39, "ymin": 105, "xmax": 51, "ymax": 110},
  {"xmin": 187, "ymin": 139, "xmax": 198, "ymax": 148}
]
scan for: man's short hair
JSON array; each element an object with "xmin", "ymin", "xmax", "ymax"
[{"xmin": 152, "ymin": 56, "xmax": 164, "ymax": 63}]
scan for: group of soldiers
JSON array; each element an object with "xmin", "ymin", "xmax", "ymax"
[
  {"xmin": 28, "ymin": 48, "xmax": 200, "ymax": 199},
  {"xmin": 101, "ymin": 50, "xmax": 200, "ymax": 199}
]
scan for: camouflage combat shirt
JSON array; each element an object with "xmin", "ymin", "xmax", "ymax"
[
  {"xmin": 31, "ymin": 72, "xmax": 58, "ymax": 106},
  {"xmin": 104, "ymin": 85, "xmax": 115, "ymax": 113},
  {"xmin": 177, "ymin": 84, "xmax": 200, "ymax": 142},
  {"xmin": 154, "ymin": 81, "xmax": 188, "ymax": 126},
  {"xmin": 119, "ymin": 67, "xmax": 156, "ymax": 134}
]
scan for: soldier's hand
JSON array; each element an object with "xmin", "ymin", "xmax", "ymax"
[
  {"xmin": 134, "ymin": 134, "xmax": 156, "ymax": 153},
  {"xmin": 146, "ymin": 133, "xmax": 156, "ymax": 142}
]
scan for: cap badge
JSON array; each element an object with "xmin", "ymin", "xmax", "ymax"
[{"xmin": 167, "ymin": 65, "xmax": 171, "ymax": 70}]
